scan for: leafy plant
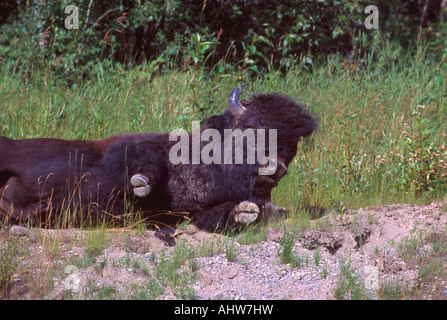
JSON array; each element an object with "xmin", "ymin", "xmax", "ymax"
[
  {"xmin": 3, "ymin": 0, "xmax": 444, "ymax": 81},
  {"xmin": 376, "ymin": 106, "xmax": 447, "ymax": 198},
  {"xmin": 188, "ymin": 32, "xmax": 219, "ymax": 114},
  {"xmin": 336, "ymin": 112, "xmax": 372, "ymax": 197}
]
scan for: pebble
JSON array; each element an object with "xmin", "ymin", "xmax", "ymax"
[
  {"xmin": 9, "ymin": 226, "xmax": 30, "ymax": 237},
  {"xmin": 7, "ymin": 201, "xmax": 446, "ymax": 300}
]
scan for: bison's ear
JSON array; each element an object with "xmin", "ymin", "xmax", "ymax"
[{"xmin": 228, "ymin": 83, "xmax": 247, "ymax": 117}]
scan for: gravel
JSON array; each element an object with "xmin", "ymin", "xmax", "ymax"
[
  {"xmin": 192, "ymin": 237, "xmax": 374, "ymax": 300},
  {"xmin": 3, "ymin": 201, "xmax": 447, "ymax": 300}
]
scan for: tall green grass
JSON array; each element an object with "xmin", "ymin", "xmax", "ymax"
[{"xmin": 1, "ymin": 45, "xmax": 446, "ymax": 220}]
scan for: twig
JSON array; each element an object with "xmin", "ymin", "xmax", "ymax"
[
  {"xmin": 80, "ymin": 0, "xmax": 94, "ymax": 47},
  {"xmin": 417, "ymin": 0, "xmax": 430, "ymax": 43},
  {"xmin": 90, "ymin": 7, "xmax": 123, "ymax": 29},
  {"xmin": 441, "ymin": 0, "xmax": 447, "ymax": 22}
]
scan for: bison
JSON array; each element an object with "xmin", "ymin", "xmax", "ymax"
[{"xmin": 0, "ymin": 84, "xmax": 316, "ymax": 231}]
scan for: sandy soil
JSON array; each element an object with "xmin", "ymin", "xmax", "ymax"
[{"xmin": 2, "ymin": 201, "xmax": 447, "ymax": 300}]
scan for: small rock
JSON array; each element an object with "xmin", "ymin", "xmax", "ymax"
[
  {"xmin": 9, "ymin": 226, "xmax": 30, "ymax": 237},
  {"xmin": 228, "ymin": 266, "xmax": 239, "ymax": 279},
  {"xmin": 186, "ymin": 224, "xmax": 198, "ymax": 235},
  {"xmin": 102, "ymin": 265, "xmax": 115, "ymax": 278},
  {"xmin": 213, "ymin": 291, "xmax": 223, "ymax": 299},
  {"xmin": 199, "ymin": 269, "xmax": 214, "ymax": 285},
  {"xmin": 299, "ymin": 230, "xmax": 343, "ymax": 254},
  {"xmin": 267, "ymin": 229, "xmax": 283, "ymax": 242},
  {"xmin": 385, "ymin": 212, "xmax": 400, "ymax": 220}
]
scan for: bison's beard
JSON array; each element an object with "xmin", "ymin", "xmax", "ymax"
[
  {"xmin": 253, "ymin": 156, "xmax": 288, "ymax": 196},
  {"xmin": 256, "ymin": 175, "xmax": 277, "ymax": 186}
]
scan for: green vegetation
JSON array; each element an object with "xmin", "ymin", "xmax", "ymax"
[
  {"xmin": 393, "ymin": 230, "xmax": 447, "ymax": 299},
  {"xmin": 2, "ymin": 44, "xmax": 446, "ymax": 215},
  {"xmin": 278, "ymin": 229, "xmax": 305, "ymax": 268},
  {"xmin": 334, "ymin": 258, "xmax": 365, "ymax": 300},
  {"xmin": 0, "ymin": 238, "xmax": 25, "ymax": 298},
  {"xmin": 1, "ymin": 1, "xmax": 446, "ymax": 77},
  {"xmin": 1, "ymin": 0, "xmax": 447, "ymax": 301},
  {"xmin": 1, "ymin": 1, "xmax": 446, "ymax": 212}
]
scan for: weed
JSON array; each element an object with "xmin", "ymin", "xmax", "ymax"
[
  {"xmin": 319, "ymin": 262, "xmax": 329, "ymax": 279},
  {"xmin": 0, "ymin": 238, "xmax": 24, "ymax": 298},
  {"xmin": 71, "ymin": 254, "xmax": 97, "ymax": 269},
  {"xmin": 81, "ymin": 279, "xmax": 121, "ymax": 300},
  {"xmin": 313, "ymin": 246, "xmax": 321, "ymax": 267},
  {"xmin": 188, "ymin": 258, "xmax": 199, "ymax": 273},
  {"xmin": 334, "ymin": 259, "xmax": 365, "ymax": 300},
  {"xmin": 45, "ymin": 234, "xmax": 62, "ymax": 258},
  {"xmin": 398, "ymin": 230, "xmax": 423, "ymax": 264},
  {"xmin": 147, "ymin": 239, "xmax": 200, "ymax": 299},
  {"xmin": 278, "ymin": 230, "xmax": 304, "ymax": 268},
  {"xmin": 131, "ymin": 278, "xmax": 165, "ymax": 300},
  {"xmin": 378, "ymin": 279, "xmax": 413, "ymax": 300},
  {"xmin": 224, "ymin": 239, "xmax": 239, "ymax": 262},
  {"xmin": 235, "ymin": 224, "xmax": 268, "ymax": 245},
  {"xmin": 395, "ymin": 230, "xmax": 447, "ymax": 299},
  {"xmin": 85, "ymin": 228, "xmax": 109, "ymax": 257}
]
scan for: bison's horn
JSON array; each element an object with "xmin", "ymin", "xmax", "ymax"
[{"xmin": 228, "ymin": 83, "xmax": 247, "ymax": 116}]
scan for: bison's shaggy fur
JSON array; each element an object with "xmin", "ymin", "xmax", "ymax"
[{"xmin": 0, "ymin": 86, "xmax": 316, "ymax": 231}]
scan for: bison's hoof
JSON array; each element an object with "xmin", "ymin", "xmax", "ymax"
[
  {"xmin": 130, "ymin": 174, "xmax": 152, "ymax": 198},
  {"xmin": 234, "ymin": 201, "xmax": 259, "ymax": 225}
]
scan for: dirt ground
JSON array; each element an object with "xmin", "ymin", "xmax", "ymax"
[{"xmin": 2, "ymin": 201, "xmax": 447, "ymax": 300}]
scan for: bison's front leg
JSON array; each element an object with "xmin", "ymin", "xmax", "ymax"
[
  {"xmin": 192, "ymin": 201, "xmax": 261, "ymax": 231},
  {"xmin": 233, "ymin": 201, "xmax": 259, "ymax": 224},
  {"xmin": 192, "ymin": 201, "xmax": 288, "ymax": 231},
  {"xmin": 130, "ymin": 173, "xmax": 154, "ymax": 197},
  {"xmin": 235, "ymin": 201, "xmax": 288, "ymax": 224}
]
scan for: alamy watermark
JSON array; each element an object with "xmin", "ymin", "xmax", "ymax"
[
  {"xmin": 63, "ymin": 4, "xmax": 379, "ymax": 31},
  {"xmin": 364, "ymin": 5, "xmax": 379, "ymax": 30},
  {"xmin": 169, "ymin": 121, "xmax": 278, "ymax": 176},
  {"xmin": 61, "ymin": 3, "xmax": 379, "ymax": 172},
  {"xmin": 64, "ymin": 265, "xmax": 80, "ymax": 291},
  {"xmin": 64, "ymin": 5, "xmax": 79, "ymax": 30}
]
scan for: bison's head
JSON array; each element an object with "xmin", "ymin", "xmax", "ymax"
[{"xmin": 205, "ymin": 84, "xmax": 317, "ymax": 191}]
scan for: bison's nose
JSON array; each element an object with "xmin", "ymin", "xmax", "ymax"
[{"xmin": 258, "ymin": 157, "xmax": 287, "ymax": 178}]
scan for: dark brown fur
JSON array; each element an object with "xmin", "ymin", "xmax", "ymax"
[{"xmin": 0, "ymin": 92, "xmax": 316, "ymax": 231}]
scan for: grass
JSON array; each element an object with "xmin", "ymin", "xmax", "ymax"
[
  {"xmin": 1, "ymin": 43, "xmax": 447, "ymax": 300},
  {"xmin": 84, "ymin": 228, "xmax": 109, "ymax": 257},
  {"xmin": 334, "ymin": 258, "xmax": 366, "ymax": 300},
  {"xmin": 234, "ymin": 223, "xmax": 269, "ymax": 245},
  {"xmin": 0, "ymin": 237, "xmax": 25, "ymax": 299},
  {"xmin": 224, "ymin": 239, "xmax": 239, "ymax": 262},
  {"xmin": 394, "ymin": 230, "xmax": 447, "ymax": 299},
  {"xmin": 378, "ymin": 279, "xmax": 414, "ymax": 300},
  {"xmin": 278, "ymin": 229, "xmax": 305, "ymax": 269},
  {"xmin": 2, "ymin": 46, "xmax": 447, "ymax": 216}
]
